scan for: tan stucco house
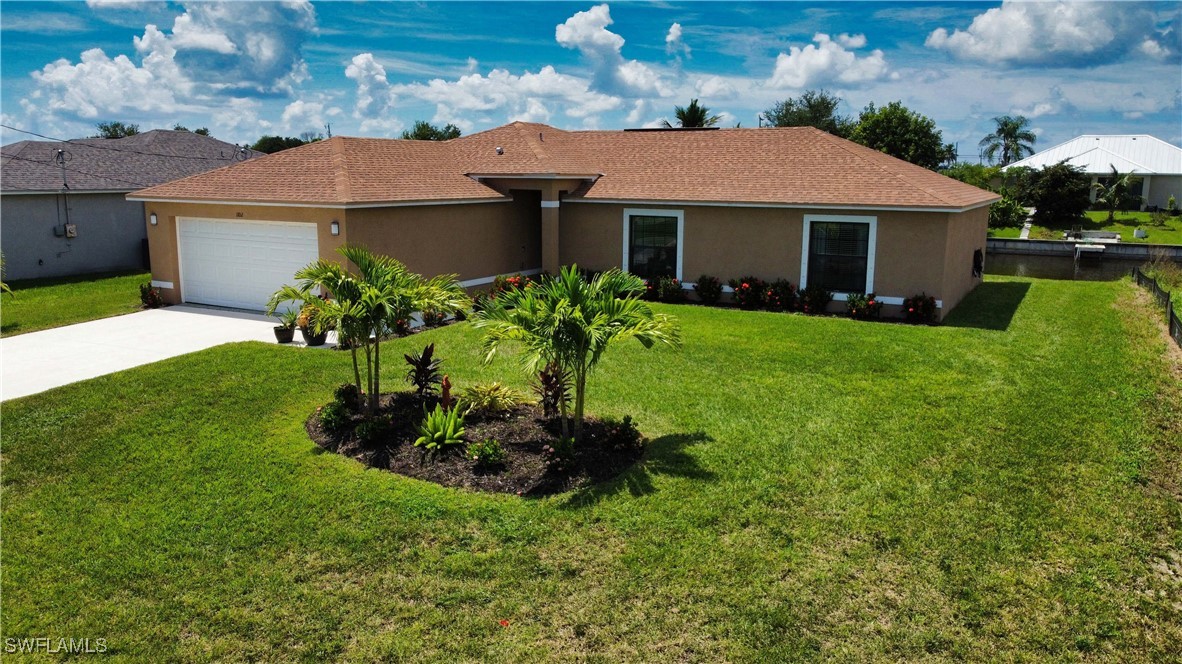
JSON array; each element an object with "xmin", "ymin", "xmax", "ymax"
[{"xmin": 129, "ymin": 122, "xmax": 998, "ymax": 320}]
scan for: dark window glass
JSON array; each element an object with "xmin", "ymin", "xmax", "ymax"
[
  {"xmin": 629, "ymin": 215, "xmax": 677, "ymax": 279},
  {"xmin": 808, "ymin": 222, "xmax": 869, "ymax": 293}
]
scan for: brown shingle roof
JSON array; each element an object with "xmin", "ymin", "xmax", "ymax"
[
  {"xmin": 130, "ymin": 122, "xmax": 998, "ymax": 210},
  {"xmin": 1, "ymin": 130, "xmax": 260, "ymax": 193}
]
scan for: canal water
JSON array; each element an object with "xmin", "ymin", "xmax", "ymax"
[{"xmin": 986, "ymin": 252, "xmax": 1148, "ymax": 281}]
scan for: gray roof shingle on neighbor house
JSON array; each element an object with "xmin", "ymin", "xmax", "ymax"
[{"xmin": 0, "ymin": 130, "xmax": 260, "ymax": 193}]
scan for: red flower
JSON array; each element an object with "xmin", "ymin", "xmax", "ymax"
[
  {"xmin": 741, "ymin": 282, "xmax": 749, "ymax": 288},
  {"xmin": 908, "ymin": 307, "xmax": 915, "ymax": 312},
  {"xmin": 868, "ymin": 300, "xmax": 875, "ymax": 306},
  {"xmin": 499, "ymin": 619, "xmax": 510, "ymax": 627}
]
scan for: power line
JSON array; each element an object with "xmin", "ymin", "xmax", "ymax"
[
  {"xmin": 0, "ymin": 123, "xmax": 253, "ymax": 162},
  {"xmin": 0, "ymin": 152, "xmax": 150, "ymax": 189}
]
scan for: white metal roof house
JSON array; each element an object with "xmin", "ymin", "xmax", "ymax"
[{"xmin": 1006, "ymin": 135, "xmax": 1182, "ymax": 210}]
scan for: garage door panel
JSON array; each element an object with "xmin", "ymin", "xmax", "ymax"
[{"xmin": 178, "ymin": 218, "xmax": 319, "ymax": 311}]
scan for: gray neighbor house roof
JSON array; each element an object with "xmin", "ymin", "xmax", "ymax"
[{"xmin": 1, "ymin": 130, "xmax": 260, "ymax": 194}]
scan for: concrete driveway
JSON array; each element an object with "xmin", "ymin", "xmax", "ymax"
[{"xmin": 1, "ymin": 305, "xmax": 329, "ymax": 401}]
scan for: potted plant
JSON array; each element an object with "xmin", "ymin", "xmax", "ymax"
[
  {"xmin": 273, "ymin": 309, "xmax": 298, "ymax": 343},
  {"xmin": 298, "ymin": 304, "xmax": 329, "ymax": 346}
]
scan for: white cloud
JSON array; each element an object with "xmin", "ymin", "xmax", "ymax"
[
  {"xmin": 666, "ymin": 22, "xmax": 690, "ymax": 57},
  {"xmin": 345, "ymin": 52, "xmax": 392, "ymax": 119},
  {"xmin": 767, "ymin": 33, "xmax": 889, "ymax": 89},
  {"xmin": 555, "ymin": 4, "xmax": 668, "ymax": 97},
  {"xmin": 1139, "ymin": 38, "xmax": 1168, "ymax": 59},
  {"xmin": 926, "ymin": 1, "xmax": 1167, "ymax": 66},
  {"xmin": 390, "ymin": 65, "xmax": 622, "ymax": 130},
  {"xmin": 280, "ymin": 99, "xmax": 339, "ymax": 134},
  {"xmin": 836, "ymin": 33, "xmax": 867, "ymax": 49},
  {"xmin": 31, "ymin": 48, "xmax": 182, "ymax": 118},
  {"xmin": 695, "ymin": 75, "xmax": 737, "ymax": 100}
]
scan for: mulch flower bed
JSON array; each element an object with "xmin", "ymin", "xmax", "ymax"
[{"xmin": 305, "ymin": 392, "xmax": 644, "ymax": 496}]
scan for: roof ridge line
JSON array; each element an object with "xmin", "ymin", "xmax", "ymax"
[
  {"xmin": 813, "ymin": 129, "xmax": 957, "ymax": 207},
  {"xmin": 1091, "ymin": 146, "xmax": 1154, "ymax": 173},
  {"xmin": 329, "ymin": 136, "xmax": 353, "ymax": 203}
]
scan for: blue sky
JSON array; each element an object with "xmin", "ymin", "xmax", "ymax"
[{"xmin": 1, "ymin": 1, "xmax": 1179, "ymax": 158}]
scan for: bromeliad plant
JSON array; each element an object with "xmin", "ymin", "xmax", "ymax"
[
  {"xmin": 267, "ymin": 245, "xmax": 468, "ymax": 417},
  {"xmin": 459, "ymin": 382, "xmax": 528, "ymax": 416},
  {"xmin": 846, "ymin": 292, "xmax": 883, "ymax": 320},
  {"xmin": 472, "ymin": 265, "xmax": 681, "ymax": 442},
  {"xmin": 414, "ymin": 404, "xmax": 466, "ymax": 451}
]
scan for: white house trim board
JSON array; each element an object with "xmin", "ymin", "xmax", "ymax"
[
  {"xmin": 799, "ymin": 214, "xmax": 878, "ymax": 294},
  {"xmin": 621, "ymin": 207, "xmax": 684, "ymax": 280},
  {"xmin": 128, "ymin": 196, "xmax": 511, "ymax": 209},
  {"xmin": 568, "ymin": 198, "xmax": 996, "ymax": 214},
  {"xmin": 540, "ymin": 201, "xmax": 560, "ymax": 209}
]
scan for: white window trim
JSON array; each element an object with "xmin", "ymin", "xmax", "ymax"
[
  {"xmin": 800, "ymin": 214, "xmax": 877, "ymax": 297},
  {"xmin": 622, "ymin": 208, "xmax": 684, "ymax": 281}
]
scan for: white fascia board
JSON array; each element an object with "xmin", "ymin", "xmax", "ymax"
[
  {"xmin": 126, "ymin": 196, "xmax": 511, "ymax": 209},
  {"xmin": 566, "ymin": 198, "xmax": 996, "ymax": 214},
  {"xmin": 466, "ymin": 173, "xmax": 602, "ymax": 180}
]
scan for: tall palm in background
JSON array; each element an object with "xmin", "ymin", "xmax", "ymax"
[
  {"xmin": 662, "ymin": 99, "xmax": 722, "ymax": 128},
  {"xmin": 267, "ymin": 245, "xmax": 468, "ymax": 416},
  {"xmin": 979, "ymin": 115, "xmax": 1036, "ymax": 166},
  {"xmin": 472, "ymin": 266, "xmax": 681, "ymax": 441}
]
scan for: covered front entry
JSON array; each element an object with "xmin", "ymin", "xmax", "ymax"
[{"xmin": 177, "ymin": 217, "xmax": 318, "ymax": 311}]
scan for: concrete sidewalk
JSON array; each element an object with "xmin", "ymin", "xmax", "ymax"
[{"xmin": 1, "ymin": 305, "xmax": 330, "ymax": 401}]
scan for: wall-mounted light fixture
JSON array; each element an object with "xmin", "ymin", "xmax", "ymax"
[
  {"xmin": 330, "ymin": 220, "xmax": 340, "ymax": 236},
  {"xmin": 149, "ymin": 212, "xmax": 158, "ymax": 226}
]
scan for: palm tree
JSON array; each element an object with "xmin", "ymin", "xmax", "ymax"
[
  {"xmin": 471, "ymin": 266, "xmax": 681, "ymax": 441},
  {"xmin": 661, "ymin": 99, "xmax": 721, "ymax": 128},
  {"xmin": 267, "ymin": 245, "xmax": 468, "ymax": 416},
  {"xmin": 1091, "ymin": 165, "xmax": 1139, "ymax": 222},
  {"xmin": 978, "ymin": 115, "xmax": 1036, "ymax": 166}
]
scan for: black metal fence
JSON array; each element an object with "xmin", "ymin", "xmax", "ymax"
[{"xmin": 1132, "ymin": 267, "xmax": 1182, "ymax": 348}]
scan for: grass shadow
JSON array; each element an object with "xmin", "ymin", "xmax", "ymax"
[
  {"xmin": 559, "ymin": 431, "xmax": 715, "ymax": 508},
  {"xmin": 942, "ymin": 281, "xmax": 1031, "ymax": 331}
]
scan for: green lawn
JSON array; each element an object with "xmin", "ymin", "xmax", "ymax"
[
  {"xmin": 3, "ymin": 277, "xmax": 1180, "ymax": 661},
  {"xmin": 1011, "ymin": 211, "xmax": 1182, "ymax": 245},
  {"xmin": 0, "ymin": 270, "xmax": 150, "ymax": 337}
]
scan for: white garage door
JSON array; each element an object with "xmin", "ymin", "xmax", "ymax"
[{"xmin": 178, "ymin": 218, "xmax": 319, "ymax": 311}]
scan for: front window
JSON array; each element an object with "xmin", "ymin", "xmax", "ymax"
[
  {"xmin": 807, "ymin": 221, "xmax": 870, "ymax": 293},
  {"xmin": 628, "ymin": 214, "xmax": 678, "ymax": 279}
]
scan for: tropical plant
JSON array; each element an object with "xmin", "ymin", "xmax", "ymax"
[
  {"xmin": 662, "ymin": 99, "xmax": 721, "ymax": 128},
  {"xmin": 472, "ymin": 266, "xmax": 681, "ymax": 441},
  {"xmin": 274, "ymin": 308, "xmax": 300, "ymax": 330},
  {"xmin": 941, "ymin": 163, "xmax": 1002, "ymax": 191},
  {"xmin": 728, "ymin": 276, "xmax": 766, "ymax": 309},
  {"xmin": 319, "ymin": 401, "xmax": 350, "ymax": 432},
  {"xmin": 139, "ymin": 282, "xmax": 163, "ymax": 308},
  {"xmin": 467, "ymin": 438, "xmax": 507, "ymax": 467},
  {"xmin": 404, "ymin": 343, "xmax": 443, "ymax": 397},
  {"xmin": 846, "ymin": 292, "xmax": 882, "ymax": 320},
  {"xmin": 764, "ymin": 279, "xmax": 796, "ymax": 312},
  {"xmin": 267, "ymin": 245, "xmax": 468, "ymax": 417},
  {"xmin": 657, "ymin": 276, "xmax": 685, "ymax": 303},
  {"xmin": 1092, "ymin": 165, "xmax": 1139, "ymax": 221},
  {"xmin": 415, "ymin": 404, "xmax": 467, "ymax": 451},
  {"xmin": 533, "ymin": 362, "xmax": 571, "ymax": 418},
  {"xmin": 763, "ymin": 89, "xmax": 855, "ymax": 138},
  {"xmin": 799, "ymin": 284, "xmax": 832, "ymax": 315},
  {"xmin": 459, "ymin": 382, "xmax": 528, "ymax": 416},
  {"xmin": 693, "ymin": 275, "xmax": 722, "ymax": 304},
  {"xmin": 902, "ymin": 293, "xmax": 939, "ymax": 324},
  {"xmin": 978, "ymin": 115, "xmax": 1036, "ymax": 166},
  {"xmin": 1, "ymin": 254, "xmax": 13, "ymax": 298}
]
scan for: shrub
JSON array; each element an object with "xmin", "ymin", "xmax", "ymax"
[
  {"xmin": 798, "ymin": 284, "xmax": 832, "ymax": 315},
  {"xmin": 764, "ymin": 279, "xmax": 797, "ymax": 312},
  {"xmin": 532, "ymin": 362, "xmax": 571, "ymax": 418},
  {"xmin": 471, "ymin": 291, "xmax": 493, "ymax": 314},
  {"xmin": 420, "ymin": 309, "xmax": 446, "ymax": 327},
  {"xmin": 414, "ymin": 404, "xmax": 466, "ymax": 451},
  {"xmin": 642, "ymin": 278, "xmax": 660, "ymax": 301},
  {"xmin": 542, "ymin": 436, "xmax": 575, "ymax": 473},
  {"xmin": 989, "ymin": 196, "xmax": 1027, "ymax": 229},
  {"xmin": 467, "ymin": 438, "xmax": 507, "ymax": 467},
  {"xmin": 333, "ymin": 382, "xmax": 362, "ymax": 411},
  {"xmin": 460, "ymin": 382, "xmax": 528, "ymax": 416},
  {"xmin": 728, "ymin": 276, "xmax": 766, "ymax": 309},
  {"xmin": 319, "ymin": 401, "xmax": 350, "ymax": 432},
  {"xmin": 846, "ymin": 292, "xmax": 883, "ymax": 320},
  {"xmin": 1029, "ymin": 161, "xmax": 1091, "ymax": 227},
  {"xmin": 655, "ymin": 276, "xmax": 685, "ymax": 302},
  {"xmin": 139, "ymin": 282, "xmax": 163, "ymax": 308},
  {"xmin": 693, "ymin": 275, "xmax": 723, "ymax": 304},
  {"xmin": 1168, "ymin": 195, "xmax": 1177, "ymax": 212},
  {"xmin": 1150, "ymin": 211, "xmax": 1170, "ymax": 227},
  {"xmin": 902, "ymin": 293, "xmax": 939, "ymax": 324},
  {"xmin": 393, "ymin": 318, "xmax": 411, "ymax": 336},
  {"xmin": 491, "ymin": 273, "xmax": 530, "ymax": 298},
  {"xmin": 603, "ymin": 415, "xmax": 643, "ymax": 452},
  {"xmin": 404, "ymin": 343, "xmax": 443, "ymax": 396},
  {"xmin": 357, "ymin": 415, "xmax": 392, "ymax": 444}
]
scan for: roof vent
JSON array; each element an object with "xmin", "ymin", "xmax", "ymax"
[{"xmin": 495, "ymin": 146, "xmax": 504, "ymax": 155}]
